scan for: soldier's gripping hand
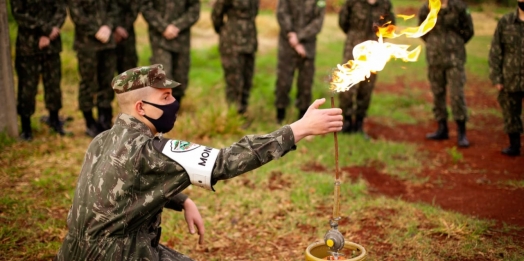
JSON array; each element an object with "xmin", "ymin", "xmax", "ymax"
[
  {"xmin": 495, "ymin": 84, "xmax": 503, "ymax": 91},
  {"xmin": 114, "ymin": 26, "xmax": 129, "ymax": 43},
  {"xmin": 38, "ymin": 36, "xmax": 50, "ymax": 49},
  {"xmin": 163, "ymin": 24, "xmax": 180, "ymax": 40},
  {"xmin": 183, "ymin": 198, "xmax": 205, "ymax": 245},
  {"xmin": 49, "ymin": 27, "xmax": 60, "ymax": 41},
  {"xmin": 95, "ymin": 25, "xmax": 112, "ymax": 43},
  {"xmin": 290, "ymin": 98, "xmax": 343, "ymax": 143},
  {"xmin": 294, "ymin": 44, "xmax": 307, "ymax": 58}
]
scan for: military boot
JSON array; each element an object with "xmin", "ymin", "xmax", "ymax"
[
  {"xmin": 277, "ymin": 108, "xmax": 286, "ymax": 124},
  {"xmin": 342, "ymin": 115, "xmax": 354, "ymax": 134},
  {"xmin": 49, "ymin": 110, "xmax": 66, "ymax": 136},
  {"xmin": 354, "ymin": 116, "xmax": 369, "ymax": 139},
  {"xmin": 426, "ymin": 120, "xmax": 449, "ymax": 140},
  {"xmin": 456, "ymin": 120, "xmax": 470, "ymax": 147},
  {"xmin": 83, "ymin": 110, "xmax": 100, "ymax": 138},
  {"xmin": 20, "ymin": 116, "xmax": 32, "ymax": 141},
  {"xmin": 502, "ymin": 133, "xmax": 521, "ymax": 156},
  {"xmin": 97, "ymin": 107, "xmax": 113, "ymax": 132}
]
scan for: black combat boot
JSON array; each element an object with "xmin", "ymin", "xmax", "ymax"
[
  {"xmin": 354, "ymin": 116, "xmax": 369, "ymax": 139},
  {"xmin": 426, "ymin": 120, "xmax": 449, "ymax": 140},
  {"xmin": 97, "ymin": 107, "xmax": 113, "ymax": 132},
  {"xmin": 277, "ymin": 108, "xmax": 286, "ymax": 124},
  {"xmin": 342, "ymin": 115, "xmax": 354, "ymax": 134},
  {"xmin": 49, "ymin": 110, "xmax": 65, "ymax": 136},
  {"xmin": 83, "ymin": 110, "xmax": 100, "ymax": 138},
  {"xmin": 456, "ymin": 120, "xmax": 469, "ymax": 147},
  {"xmin": 502, "ymin": 133, "xmax": 521, "ymax": 156},
  {"xmin": 20, "ymin": 116, "xmax": 32, "ymax": 141},
  {"xmin": 298, "ymin": 109, "xmax": 307, "ymax": 120}
]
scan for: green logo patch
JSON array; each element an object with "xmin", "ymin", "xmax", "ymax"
[{"xmin": 317, "ymin": 0, "xmax": 326, "ymax": 8}]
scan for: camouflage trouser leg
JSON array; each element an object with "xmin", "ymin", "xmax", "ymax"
[
  {"xmin": 498, "ymin": 90, "xmax": 524, "ymax": 134},
  {"xmin": 339, "ymin": 73, "xmax": 377, "ymax": 118},
  {"xmin": 158, "ymin": 244, "xmax": 194, "ymax": 261},
  {"xmin": 77, "ymin": 48, "xmax": 117, "ymax": 112},
  {"xmin": 296, "ymin": 57, "xmax": 315, "ymax": 111},
  {"xmin": 15, "ymin": 53, "xmax": 62, "ymax": 118},
  {"xmin": 220, "ymin": 51, "xmax": 255, "ymax": 112},
  {"xmin": 116, "ymin": 35, "xmax": 138, "ymax": 74},
  {"xmin": 275, "ymin": 47, "xmax": 314, "ymax": 111},
  {"xmin": 428, "ymin": 65, "xmax": 467, "ymax": 121},
  {"xmin": 151, "ymin": 48, "xmax": 190, "ymax": 100}
]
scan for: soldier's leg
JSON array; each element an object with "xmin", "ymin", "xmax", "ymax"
[
  {"xmin": 96, "ymin": 48, "xmax": 117, "ymax": 131},
  {"xmin": 151, "ymin": 47, "xmax": 174, "ymax": 79},
  {"xmin": 447, "ymin": 65, "xmax": 469, "ymax": 147},
  {"xmin": 339, "ymin": 87, "xmax": 356, "ymax": 133},
  {"xmin": 426, "ymin": 66, "xmax": 449, "ymax": 140},
  {"xmin": 157, "ymin": 244, "xmax": 194, "ymax": 261},
  {"xmin": 296, "ymin": 57, "xmax": 315, "ymax": 120},
  {"xmin": 41, "ymin": 53, "xmax": 65, "ymax": 135},
  {"xmin": 77, "ymin": 49, "xmax": 100, "ymax": 137},
  {"xmin": 498, "ymin": 90, "xmax": 523, "ymax": 156},
  {"xmin": 275, "ymin": 43, "xmax": 297, "ymax": 122},
  {"xmin": 15, "ymin": 55, "xmax": 40, "ymax": 140},
  {"xmin": 354, "ymin": 73, "xmax": 377, "ymax": 136},
  {"xmin": 172, "ymin": 51, "xmax": 190, "ymax": 103},
  {"xmin": 220, "ymin": 49, "xmax": 243, "ymax": 110},
  {"xmin": 240, "ymin": 53, "xmax": 255, "ymax": 114}
]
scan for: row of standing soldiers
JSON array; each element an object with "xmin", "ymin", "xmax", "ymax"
[{"xmin": 11, "ymin": 0, "xmax": 523, "ymax": 156}]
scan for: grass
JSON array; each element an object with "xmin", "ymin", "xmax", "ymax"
[{"xmin": 1, "ymin": 4, "xmax": 523, "ymax": 261}]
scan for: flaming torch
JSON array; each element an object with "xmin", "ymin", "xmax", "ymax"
[{"xmin": 306, "ymin": 1, "xmax": 442, "ymax": 260}]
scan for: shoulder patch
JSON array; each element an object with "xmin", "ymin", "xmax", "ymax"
[{"xmin": 317, "ymin": 0, "xmax": 326, "ymax": 8}]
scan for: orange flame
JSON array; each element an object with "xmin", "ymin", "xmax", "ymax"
[{"xmin": 330, "ymin": 0, "xmax": 441, "ymax": 92}]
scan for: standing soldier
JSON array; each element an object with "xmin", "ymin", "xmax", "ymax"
[
  {"xmin": 274, "ymin": 0, "xmax": 326, "ymax": 123},
  {"xmin": 338, "ymin": 0, "xmax": 395, "ymax": 137},
  {"xmin": 211, "ymin": 0, "xmax": 259, "ymax": 115},
  {"xmin": 141, "ymin": 0, "xmax": 200, "ymax": 104},
  {"xmin": 11, "ymin": 0, "xmax": 67, "ymax": 141},
  {"xmin": 419, "ymin": 0, "xmax": 474, "ymax": 147},
  {"xmin": 67, "ymin": 0, "xmax": 119, "ymax": 137},
  {"xmin": 114, "ymin": 0, "xmax": 141, "ymax": 74},
  {"xmin": 488, "ymin": 0, "xmax": 524, "ymax": 156}
]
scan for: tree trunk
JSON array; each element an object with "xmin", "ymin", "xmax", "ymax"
[{"xmin": 0, "ymin": 0, "xmax": 18, "ymax": 138}]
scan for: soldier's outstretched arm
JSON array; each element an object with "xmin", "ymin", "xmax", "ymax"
[
  {"xmin": 211, "ymin": 0, "xmax": 227, "ymax": 33},
  {"xmin": 172, "ymin": 0, "xmax": 201, "ymax": 31},
  {"xmin": 296, "ymin": 2, "xmax": 326, "ymax": 41}
]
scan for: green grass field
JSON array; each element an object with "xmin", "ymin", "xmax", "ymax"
[{"xmin": 1, "ymin": 1, "xmax": 523, "ymax": 260}]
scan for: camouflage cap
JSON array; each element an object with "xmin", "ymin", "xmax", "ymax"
[{"xmin": 111, "ymin": 64, "xmax": 180, "ymax": 94}]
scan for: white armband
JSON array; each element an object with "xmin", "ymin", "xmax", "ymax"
[{"xmin": 160, "ymin": 140, "xmax": 219, "ymax": 191}]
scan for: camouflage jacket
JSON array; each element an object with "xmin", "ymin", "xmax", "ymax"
[
  {"xmin": 55, "ymin": 113, "xmax": 296, "ymax": 260},
  {"xmin": 418, "ymin": 0, "xmax": 474, "ymax": 67},
  {"xmin": 211, "ymin": 0, "xmax": 259, "ymax": 54},
  {"xmin": 11, "ymin": 0, "xmax": 66, "ymax": 56},
  {"xmin": 277, "ymin": 0, "xmax": 326, "ymax": 58},
  {"xmin": 141, "ymin": 0, "xmax": 200, "ymax": 53},
  {"xmin": 67, "ymin": 0, "xmax": 119, "ymax": 51},
  {"xmin": 489, "ymin": 9, "xmax": 524, "ymax": 93},
  {"xmin": 338, "ymin": 0, "xmax": 395, "ymax": 61},
  {"xmin": 114, "ymin": 0, "xmax": 141, "ymax": 45}
]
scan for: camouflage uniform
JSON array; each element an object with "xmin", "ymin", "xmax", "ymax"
[
  {"xmin": 141, "ymin": 0, "xmax": 201, "ymax": 101},
  {"xmin": 338, "ymin": 0, "xmax": 395, "ymax": 122},
  {"xmin": 419, "ymin": 0, "xmax": 474, "ymax": 122},
  {"xmin": 115, "ymin": 0, "xmax": 140, "ymax": 73},
  {"xmin": 211, "ymin": 0, "xmax": 259, "ymax": 114},
  {"xmin": 489, "ymin": 9, "xmax": 524, "ymax": 134},
  {"xmin": 11, "ymin": 0, "xmax": 66, "ymax": 138},
  {"xmin": 275, "ymin": 0, "xmax": 326, "ymax": 115},
  {"xmin": 55, "ymin": 65, "xmax": 297, "ymax": 261},
  {"xmin": 68, "ymin": 0, "xmax": 119, "ymax": 133}
]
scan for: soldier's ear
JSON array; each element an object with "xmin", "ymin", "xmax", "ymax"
[{"xmin": 135, "ymin": 101, "xmax": 146, "ymax": 116}]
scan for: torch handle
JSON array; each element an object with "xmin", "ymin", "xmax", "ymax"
[{"xmin": 330, "ymin": 96, "xmax": 341, "ymax": 220}]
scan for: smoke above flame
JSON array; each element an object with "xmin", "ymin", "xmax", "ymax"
[{"xmin": 329, "ymin": 0, "xmax": 441, "ymax": 92}]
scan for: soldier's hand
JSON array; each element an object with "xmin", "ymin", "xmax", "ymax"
[
  {"xmin": 294, "ymin": 44, "xmax": 307, "ymax": 58},
  {"xmin": 287, "ymin": 32, "xmax": 299, "ymax": 47},
  {"xmin": 495, "ymin": 84, "xmax": 503, "ymax": 91},
  {"xmin": 290, "ymin": 98, "xmax": 343, "ymax": 143},
  {"xmin": 183, "ymin": 198, "xmax": 205, "ymax": 245},
  {"xmin": 163, "ymin": 24, "xmax": 179, "ymax": 40},
  {"xmin": 38, "ymin": 36, "xmax": 51, "ymax": 49},
  {"xmin": 49, "ymin": 27, "xmax": 60, "ymax": 40},
  {"xmin": 115, "ymin": 26, "xmax": 129, "ymax": 39},
  {"xmin": 95, "ymin": 25, "xmax": 112, "ymax": 43}
]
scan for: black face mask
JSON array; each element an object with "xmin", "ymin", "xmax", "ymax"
[
  {"xmin": 142, "ymin": 100, "xmax": 179, "ymax": 133},
  {"xmin": 519, "ymin": 2, "xmax": 524, "ymax": 11}
]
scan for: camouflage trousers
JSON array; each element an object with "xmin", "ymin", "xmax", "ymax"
[
  {"xmin": 498, "ymin": 90, "xmax": 523, "ymax": 134},
  {"xmin": 116, "ymin": 35, "xmax": 138, "ymax": 74},
  {"xmin": 275, "ymin": 50, "xmax": 315, "ymax": 111},
  {"xmin": 220, "ymin": 51, "xmax": 255, "ymax": 113},
  {"xmin": 77, "ymin": 48, "xmax": 117, "ymax": 112},
  {"xmin": 428, "ymin": 65, "xmax": 468, "ymax": 121},
  {"xmin": 15, "ymin": 53, "xmax": 62, "ymax": 117},
  {"xmin": 150, "ymin": 47, "xmax": 190, "ymax": 101},
  {"xmin": 158, "ymin": 244, "xmax": 194, "ymax": 261},
  {"xmin": 339, "ymin": 73, "xmax": 377, "ymax": 118}
]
